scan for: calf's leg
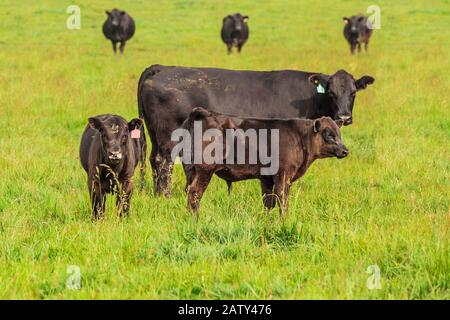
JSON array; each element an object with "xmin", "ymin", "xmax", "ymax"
[
  {"xmin": 90, "ymin": 180, "xmax": 106, "ymax": 220},
  {"xmin": 187, "ymin": 170, "xmax": 213, "ymax": 215},
  {"xmin": 117, "ymin": 179, "xmax": 134, "ymax": 218},
  {"xmin": 260, "ymin": 178, "xmax": 275, "ymax": 210},
  {"xmin": 273, "ymin": 174, "xmax": 291, "ymax": 216}
]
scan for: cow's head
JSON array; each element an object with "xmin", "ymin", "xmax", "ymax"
[
  {"xmin": 312, "ymin": 117, "xmax": 349, "ymax": 159},
  {"xmin": 88, "ymin": 116, "xmax": 143, "ymax": 166},
  {"xmin": 105, "ymin": 9, "xmax": 126, "ymax": 27},
  {"xmin": 343, "ymin": 15, "xmax": 365, "ymax": 35},
  {"xmin": 225, "ymin": 13, "xmax": 249, "ymax": 33},
  {"xmin": 309, "ymin": 70, "xmax": 375, "ymax": 125}
]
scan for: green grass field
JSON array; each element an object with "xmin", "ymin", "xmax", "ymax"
[{"xmin": 0, "ymin": 0, "xmax": 448, "ymax": 299}]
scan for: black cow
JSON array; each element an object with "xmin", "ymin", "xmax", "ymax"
[
  {"xmin": 79, "ymin": 114, "xmax": 146, "ymax": 219},
  {"xmin": 343, "ymin": 15, "xmax": 373, "ymax": 54},
  {"xmin": 137, "ymin": 65, "xmax": 374, "ymax": 196},
  {"xmin": 221, "ymin": 13, "xmax": 249, "ymax": 54},
  {"xmin": 102, "ymin": 9, "xmax": 135, "ymax": 54}
]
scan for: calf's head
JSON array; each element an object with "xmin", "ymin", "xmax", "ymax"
[
  {"xmin": 88, "ymin": 116, "xmax": 143, "ymax": 165},
  {"xmin": 225, "ymin": 13, "xmax": 249, "ymax": 33},
  {"xmin": 343, "ymin": 15, "xmax": 366, "ymax": 35},
  {"xmin": 312, "ymin": 117, "xmax": 349, "ymax": 159},
  {"xmin": 105, "ymin": 9, "xmax": 126, "ymax": 27},
  {"xmin": 309, "ymin": 70, "xmax": 374, "ymax": 125}
]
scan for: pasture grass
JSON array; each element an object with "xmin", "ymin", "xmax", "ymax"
[{"xmin": 0, "ymin": 0, "xmax": 448, "ymax": 299}]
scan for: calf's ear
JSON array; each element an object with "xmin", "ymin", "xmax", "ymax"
[
  {"xmin": 105, "ymin": 10, "xmax": 111, "ymax": 16},
  {"xmin": 343, "ymin": 17, "xmax": 349, "ymax": 24},
  {"xmin": 309, "ymin": 74, "xmax": 329, "ymax": 90},
  {"xmin": 313, "ymin": 119, "xmax": 321, "ymax": 133},
  {"xmin": 128, "ymin": 118, "xmax": 143, "ymax": 131},
  {"xmin": 120, "ymin": 11, "xmax": 126, "ymax": 15},
  {"xmin": 88, "ymin": 117, "xmax": 103, "ymax": 131},
  {"xmin": 355, "ymin": 75, "xmax": 375, "ymax": 90},
  {"xmin": 243, "ymin": 16, "xmax": 249, "ymax": 23}
]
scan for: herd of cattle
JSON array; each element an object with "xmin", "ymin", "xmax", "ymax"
[{"xmin": 82, "ymin": 8, "xmax": 376, "ymax": 219}]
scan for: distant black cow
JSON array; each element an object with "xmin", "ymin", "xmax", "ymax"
[
  {"xmin": 79, "ymin": 114, "xmax": 146, "ymax": 219},
  {"xmin": 137, "ymin": 65, "xmax": 374, "ymax": 196},
  {"xmin": 343, "ymin": 15, "xmax": 373, "ymax": 54},
  {"xmin": 221, "ymin": 13, "xmax": 249, "ymax": 54},
  {"xmin": 180, "ymin": 108, "xmax": 348, "ymax": 215},
  {"xmin": 102, "ymin": 9, "xmax": 135, "ymax": 54}
]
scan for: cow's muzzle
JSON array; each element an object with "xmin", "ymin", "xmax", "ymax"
[
  {"xmin": 336, "ymin": 145, "xmax": 349, "ymax": 159},
  {"xmin": 338, "ymin": 115, "xmax": 353, "ymax": 126},
  {"xmin": 108, "ymin": 151, "xmax": 122, "ymax": 161}
]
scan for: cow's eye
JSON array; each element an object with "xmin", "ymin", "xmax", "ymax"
[
  {"xmin": 351, "ymin": 92, "xmax": 356, "ymax": 97},
  {"xmin": 328, "ymin": 91, "xmax": 336, "ymax": 97}
]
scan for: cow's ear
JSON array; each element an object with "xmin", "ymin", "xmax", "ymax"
[
  {"xmin": 105, "ymin": 10, "xmax": 111, "ymax": 16},
  {"xmin": 313, "ymin": 119, "xmax": 321, "ymax": 133},
  {"xmin": 128, "ymin": 118, "xmax": 143, "ymax": 131},
  {"xmin": 355, "ymin": 75, "xmax": 375, "ymax": 90},
  {"xmin": 88, "ymin": 117, "xmax": 103, "ymax": 131},
  {"xmin": 243, "ymin": 16, "xmax": 249, "ymax": 23},
  {"xmin": 357, "ymin": 16, "xmax": 365, "ymax": 22},
  {"xmin": 120, "ymin": 11, "xmax": 126, "ymax": 15},
  {"xmin": 309, "ymin": 74, "xmax": 328, "ymax": 90},
  {"xmin": 343, "ymin": 17, "xmax": 349, "ymax": 24}
]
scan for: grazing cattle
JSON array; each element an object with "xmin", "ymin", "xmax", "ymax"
[
  {"xmin": 343, "ymin": 15, "xmax": 373, "ymax": 54},
  {"xmin": 79, "ymin": 114, "xmax": 146, "ymax": 219},
  {"xmin": 221, "ymin": 13, "xmax": 249, "ymax": 54},
  {"xmin": 137, "ymin": 64, "xmax": 374, "ymax": 196},
  {"xmin": 179, "ymin": 108, "xmax": 348, "ymax": 215},
  {"xmin": 102, "ymin": 9, "xmax": 135, "ymax": 54}
]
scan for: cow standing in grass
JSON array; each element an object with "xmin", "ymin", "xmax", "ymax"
[
  {"xmin": 102, "ymin": 9, "xmax": 135, "ymax": 54},
  {"xmin": 221, "ymin": 13, "xmax": 249, "ymax": 54},
  {"xmin": 343, "ymin": 15, "xmax": 373, "ymax": 54},
  {"xmin": 137, "ymin": 64, "xmax": 374, "ymax": 197},
  {"xmin": 79, "ymin": 115, "xmax": 146, "ymax": 219}
]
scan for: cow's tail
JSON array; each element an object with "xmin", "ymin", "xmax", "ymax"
[{"xmin": 137, "ymin": 64, "xmax": 162, "ymax": 119}]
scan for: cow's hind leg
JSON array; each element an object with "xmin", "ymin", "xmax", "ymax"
[
  {"xmin": 187, "ymin": 170, "xmax": 213, "ymax": 216},
  {"xmin": 152, "ymin": 151, "xmax": 174, "ymax": 197}
]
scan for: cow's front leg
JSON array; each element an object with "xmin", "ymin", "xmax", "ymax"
[
  {"xmin": 117, "ymin": 178, "xmax": 134, "ymax": 218},
  {"xmin": 111, "ymin": 41, "xmax": 117, "ymax": 54},
  {"xmin": 260, "ymin": 178, "xmax": 275, "ymax": 211},
  {"xmin": 187, "ymin": 170, "xmax": 213, "ymax": 216},
  {"xmin": 274, "ymin": 174, "xmax": 291, "ymax": 216},
  {"xmin": 90, "ymin": 179, "xmax": 105, "ymax": 220},
  {"xmin": 357, "ymin": 42, "xmax": 362, "ymax": 52},
  {"xmin": 119, "ymin": 40, "xmax": 126, "ymax": 54},
  {"xmin": 227, "ymin": 43, "xmax": 233, "ymax": 54},
  {"xmin": 350, "ymin": 42, "xmax": 356, "ymax": 54}
]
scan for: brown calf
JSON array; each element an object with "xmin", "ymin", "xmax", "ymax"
[{"xmin": 179, "ymin": 108, "xmax": 349, "ymax": 215}]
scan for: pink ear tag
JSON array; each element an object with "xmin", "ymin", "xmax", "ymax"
[{"xmin": 131, "ymin": 128, "xmax": 140, "ymax": 139}]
